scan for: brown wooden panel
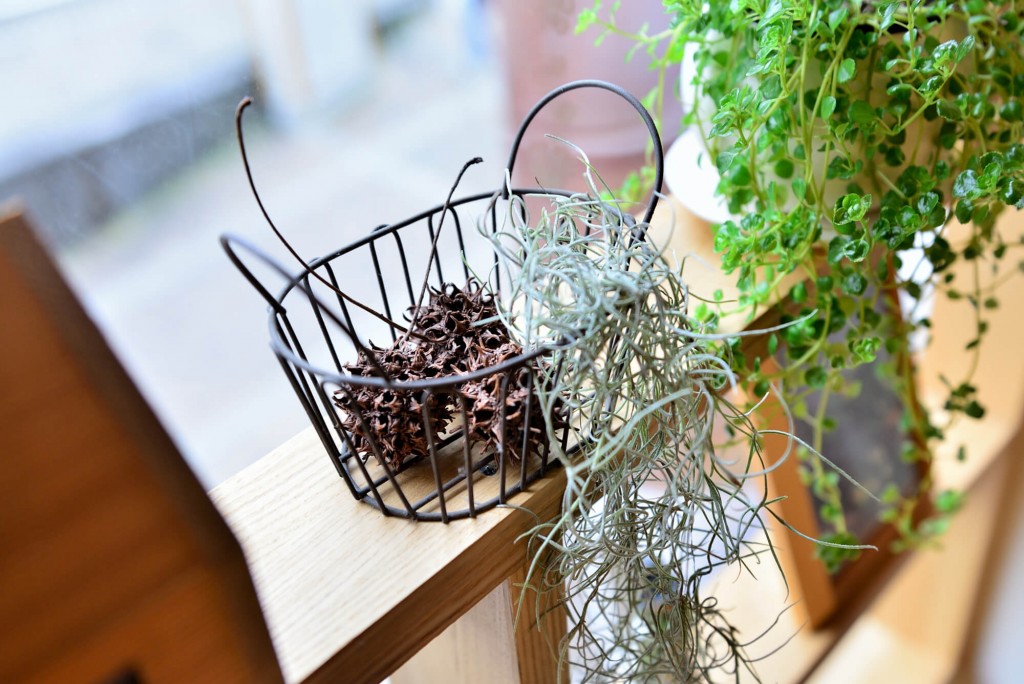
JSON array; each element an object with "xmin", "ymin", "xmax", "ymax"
[
  {"xmin": 24, "ymin": 568, "xmax": 260, "ymax": 684},
  {"xmin": 0, "ymin": 207, "xmax": 281, "ymax": 683}
]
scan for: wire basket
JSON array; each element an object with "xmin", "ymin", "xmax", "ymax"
[{"xmin": 223, "ymin": 80, "xmax": 664, "ymax": 522}]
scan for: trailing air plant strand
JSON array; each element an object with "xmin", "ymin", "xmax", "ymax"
[{"xmin": 482, "ymin": 154, "xmax": 842, "ymax": 681}]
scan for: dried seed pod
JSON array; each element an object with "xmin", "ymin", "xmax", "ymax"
[
  {"xmin": 334, "ymin": 381, "xmax": 453, "ymax": 470},
  {"xmin": 461, "ymin": 369, "xmax": 553, "ymax": 463},
  {"xmin": 334, "ymin": 277, "xmax": 556, "ymax": 471},
  {"xmin": 334, "ymin": 342, "xmax": 453, "ymax": 470}
]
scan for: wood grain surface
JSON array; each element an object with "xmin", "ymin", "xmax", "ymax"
[
  {"xmin": 210, "ymin": 427, "xmax": 566, "ymax": 684},
  {"xmin": 389, "ymin": 580, "xmax": 520, "ymax": 684}
]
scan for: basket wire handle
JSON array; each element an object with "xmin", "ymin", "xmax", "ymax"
[
  {"xmin": 400, "ymin": 156, "xmax": 483, "ymax": 345},
  {"xmin": 234, "ymin": 97, "xmax": 415, "ymax": 338},
  {"xmin": 220, "ymin": 233, "xmax": 393, "ymax": 380},
  {"xmin": 502, "ymin": 79, "xmax": 665, "ymax": 226}
]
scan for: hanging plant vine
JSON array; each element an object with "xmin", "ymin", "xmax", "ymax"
[{"xmin": 577, "ymin": 0, "xmax": 1024, "ymax": 562}]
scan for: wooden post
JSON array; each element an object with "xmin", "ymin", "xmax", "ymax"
[
  {"xmin": 210, "ymin": 428, "xmax": 567, "ymax": 684},
  {"xmin": 390, "ymin": 549, "xmax": 568, "ymax": 684},
  {"xmin": 508, "ymin": 556, "xmax": 568, "ymax": 684}
]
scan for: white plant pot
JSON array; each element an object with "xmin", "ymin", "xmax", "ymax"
[
  {"xmin": 667, "ymin": 25, "xmax": 960, "ymax": 227},
  {"xmin": 664, "ymin": 126, "xmax": 735, "ymax": 224}
]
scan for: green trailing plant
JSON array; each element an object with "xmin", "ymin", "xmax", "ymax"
[
  {"xmin": 481, "ymin": 156, "xmax": 850, "ymax": 681},
  {"xmin": 578, "ymin": 0, "xmax": 1024, "ymax": 563},
  {"xmin": 333, "ymin": 280, "xmax": 547, "ymax": 469}
]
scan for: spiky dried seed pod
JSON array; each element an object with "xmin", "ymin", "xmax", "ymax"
[
  {"xmin": 333, "ymin": 278, "xmax": 554, "ymax": 470},
  {"xmin": 459, "ymin": 341, "xmax": 563, "ymax": 464},
  {"xmin": 407, "ymin": 281, "xmax": 507, "ymax": 376},
  {"xmin": 334, "ymin": 343, "xmax": 453, "ymax": 470}
]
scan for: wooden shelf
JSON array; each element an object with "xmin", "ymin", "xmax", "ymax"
[{"xmin": 210, "ymin": 430, "xmax": 565, "ymax": 684}]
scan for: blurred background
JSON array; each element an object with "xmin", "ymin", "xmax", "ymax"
[
  {"xmin": 0, "ymin": 0, "xmax": 676, "ymax": 487},
  {"xmin": 3, "ymin": 0, "xmax": 494, "ymax": 487},
  {"xmin": 1, "ymin": 1, "xmax": 1020, "ymax": 680}
]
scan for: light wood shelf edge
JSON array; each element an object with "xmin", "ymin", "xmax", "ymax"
[{"xmin": 210, "ymin": 429, "xmax": 565, "ymax": 684}]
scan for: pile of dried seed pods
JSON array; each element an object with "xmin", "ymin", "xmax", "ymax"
[{"xmin": 333, "ymin": 279, "xmax": 555, "ymax": 470}]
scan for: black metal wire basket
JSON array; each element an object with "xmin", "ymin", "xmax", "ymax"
[{"xmin": 223, "ymin": 80, "xmax": 664, "ymax": 522}]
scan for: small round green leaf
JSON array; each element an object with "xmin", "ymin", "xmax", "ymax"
[
  {"xmin": 837, "ymin": 58, "xmax": 856, "ymax": 84},
  {"xmin": 953, "ymin": 170, "xmax": 981, "ymax": 199},
  {"xmin": 821, "ymin": 95, "xmax": 837, "ymax": 119}
]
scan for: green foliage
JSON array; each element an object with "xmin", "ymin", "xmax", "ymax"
[
  {"xmin": 816, "ymin": 531, "xmax": 862, "ymax": 573},
  {"xmin": 580, "ymin": 1, "xmax": 1023, "ymax": 568}
]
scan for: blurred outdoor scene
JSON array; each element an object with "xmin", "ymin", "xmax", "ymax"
[
  {"xmin": 2, "ymin": 0, "xmax": 675, "ymax": 486},
  {"xmin": 2, "ymin": 0, "xmax": 491, "ymax": 486}
]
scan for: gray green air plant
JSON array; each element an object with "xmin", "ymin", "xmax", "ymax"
[{"xmin": 482, "ymin": 157, "xmax": 833, "ymax": 681}]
